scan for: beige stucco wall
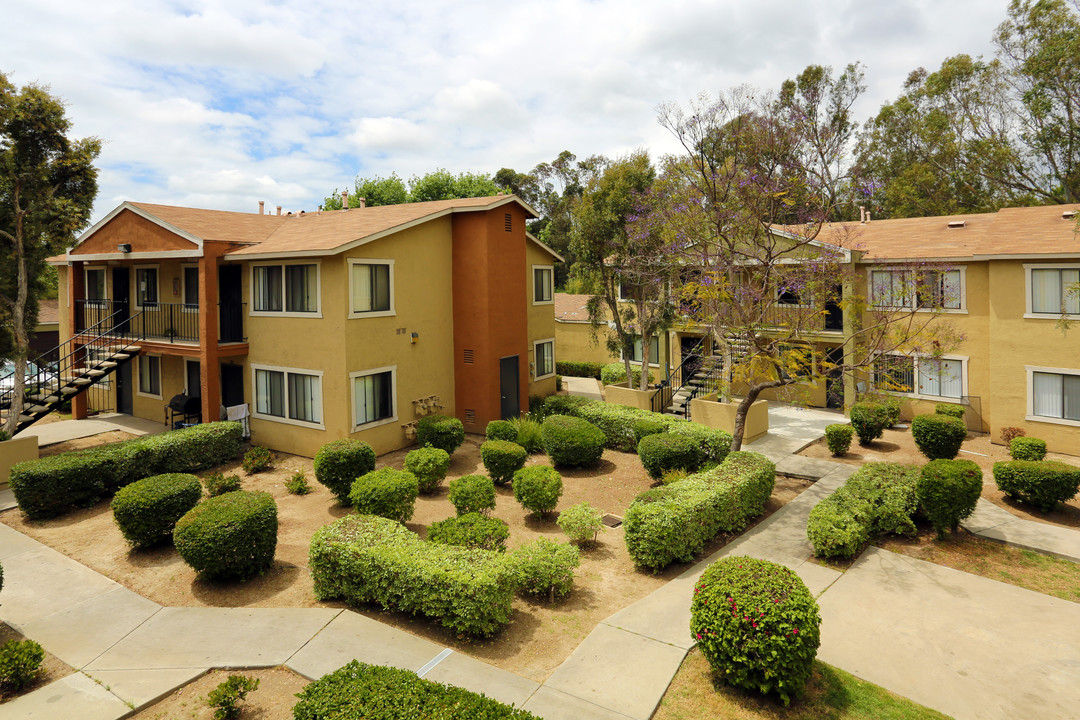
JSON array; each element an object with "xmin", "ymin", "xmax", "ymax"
[
  {"xmin": 605, "ymin": 384, "xmax": 654, "ymax": 411},
  {"xmin": 0, "ymin": 436, "xmax": 38, "ymax": 487},
  {"xmin": 526, "ymin": 243, "xmax": 558, "ymax": 399},
  {"xmin": 690, "ymin": 396, "xmax": 769, "ymax": 442},
  {"xmin": 555, "ymin": 321, "xmax": 614, "ymax": 365}
]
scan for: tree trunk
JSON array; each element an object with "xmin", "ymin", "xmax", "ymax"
[
  {"xmin": 638, "ymin": 333, "xmax": 651, "ymax": 391},
  {"xmin": 4, "ymin": 183, "xmax": 28, "ymax": 439},
  {"xmin": 729, "ymin": 386, "xmax": 762, "ymax": 452}
]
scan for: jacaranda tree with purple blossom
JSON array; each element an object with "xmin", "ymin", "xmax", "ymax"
[{"xmin": 640, "ymin": 67, "xmax": 963, "ymax": 450}]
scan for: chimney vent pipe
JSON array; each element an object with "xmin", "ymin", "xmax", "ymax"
[
  {"xmin": 276, "ymin": 205, "xmax": 282, "ymax": 216},
  {"xmin": 259, "ymin": 201, "xmax": 265, "ymax": 215},
  {"xmin": 358, "ymin": 197, "xmax": 366, "ymax": 209},
  {"xmin": 341, "ymin": 191, "xmax": 349, "ymax": 210}
]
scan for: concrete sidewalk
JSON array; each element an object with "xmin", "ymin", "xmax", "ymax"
[{"xmin": 14, "ymin": 412, "xmax": 168, "ymax": 447}]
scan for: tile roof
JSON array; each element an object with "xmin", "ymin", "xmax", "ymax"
[
  {"xmin": 36, "ymin": 299, "xmax": 59, "ymax": 325},
  {"xmin": 809, "ymin": 204, "xmax": 1080, "ymax": 260},
  {"xmin": 554, "ymin": 293, "xmax": 601, "ymax": 322}
]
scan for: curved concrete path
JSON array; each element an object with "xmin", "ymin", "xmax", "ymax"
[{"xmin": 3, "ymin": 405, "xmax": 1080, "ymax": 719}]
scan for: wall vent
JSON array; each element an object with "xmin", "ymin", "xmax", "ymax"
[
  {"xmin": 504, "ymin": 213, "xmax": 512, "ymax": 232},
  {"xmin": 947, "ymin": 220, "xmax": 966, "ymax": 229},
  {"xmin": 464, "ymin": 409, "xmax": 476, "ymax": 424},
  {"xmin": 463, "ymin": 349, "xmax": 474, "ymax": 364},
  {"xmin": 1064, "ymin": 210, "xmax": 1078, "ymax": 220}
]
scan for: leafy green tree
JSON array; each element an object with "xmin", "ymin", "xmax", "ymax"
[
  {"xmin": 324, "ymin": 169, "xmax": 500, "ymax": 210},
  {"xmin": 0, "ymin": 74, "xmax": 99, "ymax": 436}
]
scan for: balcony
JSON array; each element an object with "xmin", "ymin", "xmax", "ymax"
[{"xmin": 76, "ymin": 300, "xmax": 247, "ymax": 344}]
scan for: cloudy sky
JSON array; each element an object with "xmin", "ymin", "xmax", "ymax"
[{"xmin": 7, "ymin": 0, "xmax": 1010, "ymax": 222}]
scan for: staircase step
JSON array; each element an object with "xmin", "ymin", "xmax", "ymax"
[
  {"xmin": 96, "ymin": 361, "xmax": 118, "ymax": 369},
  {"xmin": 73, "ymin": 378, "xmax": 93, "ymax": 385},
  {"xmin": 110, "ymin": 352, "xmax": 130, "ymax": 360},
  {"xmin": 27, "ymin": 405, "xmax": 49, "ymax": 414},
  {"xmin": 60, "ymin": 387, "xmax": 79, "ymax": 395},
  {"xmin": 86, "ymin": 369, "xmax": 106, "ymax": 378}
]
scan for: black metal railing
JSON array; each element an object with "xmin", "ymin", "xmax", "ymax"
[
  {"xmin": 1, "ymin": 304, "xmax": 144, "ymax": 424},
  {"xmin": 650, "ymin": 336, "xmax": 711, "ymax": 415},
  {"xmin": 77, "ymin": 300, "xmax": 246, "ymax": 344}
]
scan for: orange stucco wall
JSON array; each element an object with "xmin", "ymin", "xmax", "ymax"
[
  {"xmin": 71, "ymin": 209, "xmax": 199, "ymax": 255},
  {"xmin": 452, "ymin": 207, "xmax": 530, "ymax": 431}
]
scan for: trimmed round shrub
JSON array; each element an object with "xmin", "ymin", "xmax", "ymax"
[
  {"xmin": 994, "ymin": 460, "xmax": 1080, "ymax": 512},
  {"xmin": 415, "ymin": 415, "xmax": 465, "ymax": 455},
  {"xmin": 935, "ymin": 403, "xmax": 965, "ymax": 420},
  {"xmin": 111, "ymin": 473, "xmax": 202, "ymax": 548},
  {"xmin": 173, "ymin": 491, "xmax": 278, "ymax": 580},
  {"xmin": 349, "ymin": 469, "xmax": 419, "ymax": 523},
  {"xmin": 667, "ymin": 423, "xmax": 732, "ymax": 465},
  {"xmin": 824, "ymin": 424, "xmax": 853, "ymax": 456},
  {"xmin": 481, "ymin": 440, "xmax": 528, "ymax": 485},
  {"xmin": 541, "ymin": 415, "xmax": 605, "ymax": 468},
  {"xmin": 428, "ymin": 512, "xmax": 509, "ymax": 552},
  {"xmin": 911, "ymin": 414, "xmax": 967, "ymax": 460},
  {"xmin": 512, "ymin": 465, "xmax": 563, "ymax": 516},
  {"xmin": 1010, "ymin": 436, "xmax": 1047, "ymax": 462},
  {"xmin": 449, "ymin": 474, "xmax": 496, "ymax": 515},
  {"xmin": 508, "ymin": 538, "xmax": 580, "ymax": 601},
  {"xmin": 917, "ymin": 459, "xmax": 983, "ymax": 538},
  {"xmin": 404, "ymin": 445, "xmax": 451, "ymax": 494},
  {"xmin": 637, "ymin": 433, "xmax": 702, "ymax": 480},
  {"xmin": 632, "ymin": 419, "xmax": 666, "ymax": 444},
  {"xmin": 0, "ymin": 639, "xmax": 44, "ymax": 690},
  {"xmin": 485, "ymin": 420, "xmax": 517, "ymax": 442},
  {"xmin": 849, "ymin": 401, "xmax": 893, "ymax": 445},
  {"xmin": 313, "ymin": 439, "xmax": 376, "ymax": 504},
  {"xmin": 557, "ymin": 502, "xmax": 604, "ymax": 545},
  {"xmin": 690, "ymin": 556, "xmax": 821, "ymax": 705}
]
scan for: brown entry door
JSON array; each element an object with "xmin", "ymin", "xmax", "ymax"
[{"xmin": 500, "ymin": 355, "xmax": 519, "ymax": 420}]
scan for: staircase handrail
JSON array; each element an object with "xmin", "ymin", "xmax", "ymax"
[{"xmin": 649, "ymin": 335, "xmax": 710, "ymax": 414}]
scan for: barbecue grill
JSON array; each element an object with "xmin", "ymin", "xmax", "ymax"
[{"xmin": 165, "ymin": 392, "xmax": 201, "ymax": 429}]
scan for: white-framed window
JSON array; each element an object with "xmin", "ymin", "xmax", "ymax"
[
  {"xmin": 873, "ymin": 353, "xmax": 967, "ymax": 400},
  {"xmin": 85, "ymin": 267, "xmax": 107, "ymax": 307},
  {"xmin": 618, "ymin": 280, "xmax": 634, "ymax": 302},
  {"xmin": 135, "ymin": 266, "xmax": 159, "ymax": 308},
  {"xmin": 1025, "ymin": 264, "xmax": 1080, "ymax": 318},
  {"xmin": 350, "ymin": 366, "xmax": 397, "ymax": 430},
  {"xmin": 533, "ymin": 339, "xmax": 555, "ymax": 380},
  {"xmin": 868, "ymin": 267, "xmax": 965, "ymax": 312},
  {"xmin": 182, "ymin": 265, "xmax": 199, "ymax": 311},
  {"xmin": 348, "ymin": 259, "xmax": 394, "ymax": 318},
  {"xmin": 137, "ymin": 354, "xmax": 161, "ymax": 398},
  {"xmin": 533, "ymin": 265, "xmax": 553, "ymax": 304},
  {"xmin": 622, "ymin": 335, "xmax": 661, "ymax": 366},
  {"xmin": 251, "ymin": 262, "xmax": 321, "ymax": 316},
  {"xmin": 252, "ymin": 364, "xmax": 323, "ymax": 427},
  {"xmin": 1027, "ymin": 366, "xmax": 1080, "ymax": 426}
]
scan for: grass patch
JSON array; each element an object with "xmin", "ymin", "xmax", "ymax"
[
  {"xmin": 878, "ymin": 527, "xmax": 1080, "ymax": 603},
  {"xmin": 655, "ymin": 648, "xmax": 951, "ymax": 720}
]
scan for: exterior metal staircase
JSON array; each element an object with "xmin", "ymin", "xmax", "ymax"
[{"xmin": 0, "ymin": 305, "xmax": 143, "ymax": 436}]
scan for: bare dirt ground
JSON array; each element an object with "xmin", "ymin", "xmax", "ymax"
[
  {"xmin": 1, "ymin": 434, "xmax": 809, "ymax": 682},
  {"xmin": 126, "ymin": 667, "xmax": 308, "ymax": 720},
  {"xmin": 0, "ymin": 622, "xmax": 74, "ymax": 704},
  {"xmin": 799, "ymin": 426, "xmax": 1080, "ymax": 529},
  {"xmin": 38, "ymin": 430, "xmax": 139, "ymax": 457}
]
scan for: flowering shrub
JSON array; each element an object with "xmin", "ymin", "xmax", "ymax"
[{"xmin": 690, "ymin": 556, "xmax": 821, "ymax": 705}]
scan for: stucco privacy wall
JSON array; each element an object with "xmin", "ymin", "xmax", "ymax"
[{"xmin": 555, "ymin": 320, "xmax": 615, "ymax": 366}]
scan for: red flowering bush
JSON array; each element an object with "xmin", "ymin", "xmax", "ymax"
[{"xmin": 690, "ymin": 556, "xmax": 821, "ymax": 705}]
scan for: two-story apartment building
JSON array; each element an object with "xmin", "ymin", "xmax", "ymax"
[{"xmin": 44, "ymin": 195, "xmax": 560, "ymax": 457}]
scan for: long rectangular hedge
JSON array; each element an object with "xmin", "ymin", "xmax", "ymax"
[
  {"xmin": 310, "ymin": 514, "xmax": 517, "ymax": 637},
  {"xmin": 293, "ymin": 660, "xmax": 541, "ymax": 720},
  {"xmin": 623, "ymin": 450, "xmax": 776, "ymax": 570},
  {"xmin": 541, "ymin": 395, "xmax": 732, "ymax": 461},
  {"xmin": 9, "ymin": 421, "xmax": 243, "ymax": 519}
]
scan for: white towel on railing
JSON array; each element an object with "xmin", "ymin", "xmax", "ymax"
[{"xmin": 225, "ymin": 404, "xmax": 250, "ymax": 437}]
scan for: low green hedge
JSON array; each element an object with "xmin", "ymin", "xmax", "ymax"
[
  {"xmin": 415, "ymin": 415, "xmax": 465, "ymax": 455},
  {"xmin": 10, "ymin": 421, "xmax": 242, "ymax": 519},
  {"xmin": 313, "ymin": 439, "xmax": 376, "ymax": 503},
  {"xmin": 1009, "ymin": 436, "xmax": 1047, "ymax": 462},
  {"xmin": 292, "ymin": 661, "xmax": 541, "ymax": 720},
  {"xmin": 428, "ymin": 512, "xmax": 509, "ymax": 552},
  {"xmin": 917, "ymin": 459, "xmax": 982, "ymax": 537},
  {"xmin": 404, "ymin": 445, "xmax": 451, "ymax": 494},
  {"xmin": 637, "ymin": 432, "xmax": 702, "ymax": 480},
  {"xmin": 555, "ymin": 360, "xmax": 605, "ymax": 379},
  {"xmin": 310, "ymin": 515, "xmax": 516, "ymax": 637},
  {"xmin": 508, "ymin": 538, "xmax": 580, "ymax": 601},
  {"xmin": 541, "ymin": 395, "xmax": 731, "ymax": 460},
  {"xmin": 541, "ymin": 415, "xmax": 605, "ymax": 468},
  {"xmin": 806, "ymin": 462, "xmax": 919, "ymax": 559},
  {"xmin": 911, "ymin": 414, "xmax": 967, "ymax": 460},
  {"xmin": 173, "ymin": 491, "xmax": 278, "ymax": 580},
  {"xmin": 691, "ymin": 556, "xmax": 821, "ymax": 706},
  {"xmin": 480, "ymin": 440, "xmax": 528, "ymax": 485},
  {"xmin": 600, "ymin": 362, "xmax": 653, "ymax": 387},
  {"xmin": 935, "ymin": 403, "xmax": 966, "ymax": 420},
  {"xmin": 349, "ymin": 469, "xmax": 419, "ymax": 523},
  {"xmin": 111, "ymin": 473, "xmax": 202, "ymax": 548},
  {"xmin": 624, "ymin": 451, "xmax": 776, "ymax": 570},
  {"xmin": 512, "ymin": 465, "xmax": 563, "ymax": 515},
  {"xmin": 448, "ymin": 474, "xmax": 496, "ymax": 515},
  {"xmin": 994, "ymin": 460, "xmax": 1080, "ymax": 512}
]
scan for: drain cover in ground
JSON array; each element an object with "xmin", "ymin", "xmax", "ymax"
[{"xmin": 601, "ymin": 513, "xmax": 623, "ymax": 528}]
